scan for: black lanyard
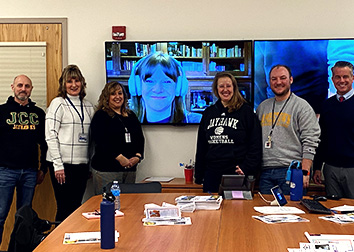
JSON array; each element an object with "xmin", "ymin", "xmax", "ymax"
[
  {"xmin": 66, "ymin": 96, "xmax": 85, "ymax": 134},
  {"xmin": 268, "ymin": 93, "xmax": 292, "ymax": 139},
  {"xmin": 115, "ymin": 113, "xmax": 129, "ymax": 133}
]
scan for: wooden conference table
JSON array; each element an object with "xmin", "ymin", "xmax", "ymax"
[{"xmin": 33, "ymin": 193, "xmax": 354, "ymax": 252}]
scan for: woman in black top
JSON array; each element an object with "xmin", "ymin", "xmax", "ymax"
[
  {"xmin": 195, "ymin": 72, "xmax": 262, "ymax": 192},
  {"xmin": 90, "ymin": 82, "xmax": 145, "ymax": 194}
]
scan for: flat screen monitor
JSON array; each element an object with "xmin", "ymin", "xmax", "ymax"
[
  {"xmin": 220, "ymin": 174, "xmax": 246, "ymax": 189},
  {"xmin": 105, "ymin": 40, "xmax": 253, "ymax": 125},
  {"xmin": 218, "ymin": 175, "xmax": 254, "ymax": 200},
  {"xmin": 254, "ymin": 39, "xmax": 354, "ymax": 114}
]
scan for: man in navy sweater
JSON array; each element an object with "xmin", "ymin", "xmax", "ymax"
[
  {"xmin": 0, "ymin": 75, "xmax": 47, "ymax": 245},
  {"xmin": 313, "ymin": 61, "xmax": 354, "ymax": 199}
]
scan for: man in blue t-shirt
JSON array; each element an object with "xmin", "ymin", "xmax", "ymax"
[{"xmin": 313, "ymin": 61, "xmax": 354, "ymax": 199}]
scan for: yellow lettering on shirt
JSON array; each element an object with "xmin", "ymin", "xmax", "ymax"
[{"xmin": 261, "ymin": 112, "xmax": 290, "ymax": 128}]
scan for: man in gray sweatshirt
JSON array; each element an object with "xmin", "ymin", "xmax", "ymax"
[{"xmin": 256, "ymin": 65, "xmax": 321, "ymax": 194}]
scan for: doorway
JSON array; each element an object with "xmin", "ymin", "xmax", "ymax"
[{"xmin": 0, "ymin": 18, "xmax": 67, "ymax": 250}]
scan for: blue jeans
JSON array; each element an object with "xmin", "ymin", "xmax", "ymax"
[
  {"xmin": 0, "ymin": 167, "xmax": 37, "ymax": 245},
  {"xmin": 259, "ymin": 167, "xmax": 290, "ymax": 195}
]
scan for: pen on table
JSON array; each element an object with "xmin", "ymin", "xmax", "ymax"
[{"xmin": 207, "ymin": 191, "xmax": 216, "ymax": 199}]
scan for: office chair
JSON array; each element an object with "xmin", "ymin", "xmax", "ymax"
[{"xmin": 104, "ymin": 182, "xmax": 162, "ymax": 194}]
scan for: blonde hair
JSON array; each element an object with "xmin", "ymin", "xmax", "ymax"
[
  {"xmin": 212, "ymin": 72, "xmax": 246, "ymax": 112},
  {"xmin": 58, "ymin": 65, "xmax": 87, "ymax": 99}
]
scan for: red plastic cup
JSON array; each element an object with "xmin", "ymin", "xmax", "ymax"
[{"xmin": 184, "ymin": 168, "xmax": 194, "ymax": 183}]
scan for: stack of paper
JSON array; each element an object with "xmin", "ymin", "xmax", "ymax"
[
  {"xmin": 175, "ymin": 195, "xmax": 223, "ymax": 211},
  {"xmin": 330, "ymin": 205, "xmax": 354, "ymax": 213},
  {"xmin": 302, "ymin": 232, "xmax": 354, "ymax": 251},
  {"xmin": 288, "ymin": 232, "xmax": 354, "ymax": 251},
  {"xmin": 319, "ymin": 214, "xmax": 354, "ymax": 224},
  {"xmin": 253, "ymin": 206, "xmax": 305, "ymax": 214},
  {"xmin": 142, "ymin": 203, "xmax": 191, "ymax": 226},
  {"xmin": 252, "ymin": 215, "xmax": 309, "ymax": 224},
  {"xmin": 288, "ymin": 242, "xmax": 339, "ymax": 251}
]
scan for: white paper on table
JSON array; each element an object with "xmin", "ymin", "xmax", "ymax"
[
  {"xmin": 144, "ymin": 204, "xmax": 181, "ymax": 219},
  {"xmin": 142, "ymin": 216, "xmax": 192, "ymax": 226},
  {"xmin": 252, "ymin": 214, "xmax": 309, "ymax": 224},
  {"xmin": 330, "ymin": 205, "xmax": 354, "ymax": 212},
  {"xmin": 145, "ymin": 177, "xmax": 174, "ymax": 182},
  {"xmin": 254, "ymin": 206, "xmax": 305, "ymax": 214},
  {"xmin": 319, "ymin": 214, "xmax": 354, "ymax": 224},
  {"xmin": 63, "ymin": 230, "xmax": 119, "ymax": 244},
  {"xmin": 305, "ymin": 232, "xmax": 354, "ymax": 251},
  {"xmin": 162, "ymin": 202, "xmax": 176, "ymax": 207}
]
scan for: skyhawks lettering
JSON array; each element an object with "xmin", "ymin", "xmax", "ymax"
[
  {"xmin": 210, "ymin": 135, "xmax": 228, "ymax": 140},
  {"xmin": 208, "ymin": 135, "xmax": 234, "ymax": 144},
  {"xmin": 207, "ymin": 117, "xmax": 239, "ymax": 130}
]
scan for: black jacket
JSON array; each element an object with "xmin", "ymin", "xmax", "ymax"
[
  {"xmin": 0, "ymin": 96, "xmax": 47, "ymax": 172},
  {"xmin": 195, "ymin": 100, "xmax": 262, "ymax": 184}
]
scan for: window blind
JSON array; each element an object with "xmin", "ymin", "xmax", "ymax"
[{"xmin": 0, "ymin": 42, "xmax": 47, "ymax": 110}]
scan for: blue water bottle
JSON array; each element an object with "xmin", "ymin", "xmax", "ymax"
[
  {"xmin": 287, "ymin": 160, "xmax": 303, "ymax": 201},
  {"xmin": 100, "ymin": 192, "xmax": 115, "ymax": 249}
]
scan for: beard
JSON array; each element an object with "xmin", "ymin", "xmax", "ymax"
[
  {"xmin": 15, "ymin": 92, "xmax": 29, "ymax": 101},
  {"xmin": 272, "ymin": 86, "xmax": 290, "ymax": 97}
]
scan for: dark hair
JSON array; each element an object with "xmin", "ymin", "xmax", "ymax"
[
  {"xmin": 269, "ymin": 64, "xmax": 293, "ymax": 78},
  {"xmin": 58, "ymin": 65, "xmax": 87, "ymax": 99},
  {"xmin": 97, "ymin": 82, "xmax": 130, "ymax": 117},
  {"xmin": 331, "ymin": 61, "xmax": 354, "ymax": 75},
  {"xmin": 212, "ymin": 72, "xmax": 246, "ymax": 112}
]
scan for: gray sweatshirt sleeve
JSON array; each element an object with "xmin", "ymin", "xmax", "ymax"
[{"xmin": 296, "ymin": 98, "xmax": 321, "ymax": 160}]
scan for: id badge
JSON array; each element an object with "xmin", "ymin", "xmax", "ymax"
[
  {"xmin": 125, "ymin": 132, "xmax": 131, "ymax": 143},
  {"xmin": 78, "ymin": 133, "xmax": 88, "ymax": 143},
  {"xmin": 265, "ymin": 140, "xmax": 272, "ymax": 149}
]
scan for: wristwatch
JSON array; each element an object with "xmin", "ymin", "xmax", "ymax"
[{"xmin": 135, "ymin": 155, "xmax": 142, "ymax": 163}]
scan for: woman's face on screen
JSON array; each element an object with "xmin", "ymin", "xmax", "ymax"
[{"xmin": 141, "ymin": 65, "xmax": 176, "ymax": 114}]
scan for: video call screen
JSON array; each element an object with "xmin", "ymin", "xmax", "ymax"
[
  {"xmin": 105, "ymin": 39, "xmax": 354, "ymax": 124},
  {"xmin": 254, "ymin": 39, "xmax": 354, "ymax": 114},
  {"xmin": 105, "ymin": 40, "xmax": 252, "ymax": 125}
]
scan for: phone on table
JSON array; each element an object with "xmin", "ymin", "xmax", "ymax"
[{"xmin": 271, "ymin": 185, "xmax": 287, "ymax": 206}]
